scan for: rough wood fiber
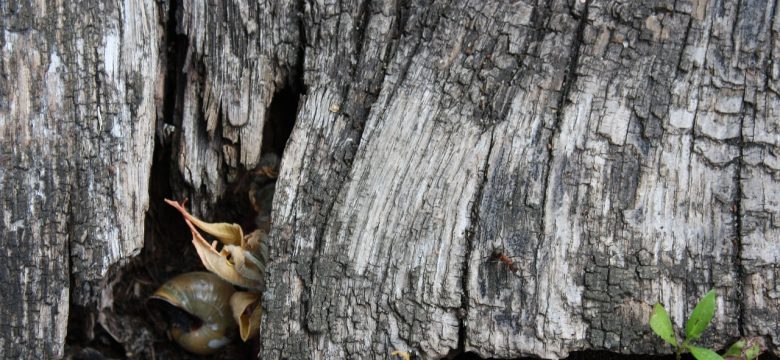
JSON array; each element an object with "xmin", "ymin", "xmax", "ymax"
[
  {"xmin": 739, "ymin": 0, "xmax": 780, "ymax": 350},
  {"xmin": 1, "ymin": 0, "xmax": 779, "ymax": 359},
  {"xmin": 257, "ymin": 0, "xmax": 780, "ymax": 359},
  {"xmin": 259, "ymin": 0, "xmax": 407, "ymax": 358},
  {"xmin": 469, "ymin": 0, "xmax": 750, "ymax": 357},
  {"xmin": 174, "ymin": 0, "xmax": 300, "ymax": 210},
  {"xmin": 0, "ymin": 0, "xmax": 159, "ymax": 358}
]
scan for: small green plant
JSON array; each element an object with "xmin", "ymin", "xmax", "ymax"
[
  {"xmin": 722, "ymin": 338, "xmax": 763, "ymax": 360},
  {"xmin": 650, "ymin": 289, "xmax": 762, "ymax": 360}
]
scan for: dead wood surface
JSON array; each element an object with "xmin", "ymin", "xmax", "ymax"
[
  {"xmin": 1, "ymin": 0, "xmax": 159, "ymax": 358},
  {"xmin": 1, "ymin": 0, "xmax": 778, "ymax": 359}
]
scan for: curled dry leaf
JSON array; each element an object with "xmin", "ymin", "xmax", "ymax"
[
  {"xmin": 223, "ymin": 244, "xmax": 265, "ymax": 287},
  {"xmin": 230, "ymin": 291, "xmax": 263, "ymax": 342},
  {"xmin": 188, "ymin": 226, "xmax": 262, "ymax": 289},
  {"xmin": 165, "ymin": 199, "xmax": 264, "ymax": 290},
  {"xmin": 165, "ymin": 199, "xmax": 244, "ymax": 246}
]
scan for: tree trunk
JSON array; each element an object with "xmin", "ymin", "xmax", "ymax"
[
  {"xmin": 0, "ymin": 0, "xmax": 160, "ymax": 358},
  {"xmin": 1, "ymin": 0, "xmax": 779, "ymax": 359}
]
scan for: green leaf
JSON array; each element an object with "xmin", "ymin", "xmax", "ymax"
[
  {"xmin": 688, "ymin": 345, "xmax": 724, "ymax": 360},
  {"xmin": 745, "ymin": 343, "xmax": 761, "ymax": 360},
  {"xmin": 723, "ymin": 340, "xmax": 745, "ymax": 358},
  {"xmin": 685, "ymin": 289, "xmax": 717, "ymax": 340},
  {"xmin": 650, "ymin": 303, "xmax": 678, "ymax": 346}
]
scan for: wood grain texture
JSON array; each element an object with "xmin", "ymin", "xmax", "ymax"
[
  {"xmin": 739, "ymin": 0, "xmax": 780, "ymax": 350},
  {"xmin": 174, "ymin": 0, "xmax": 300, "ymax": 209},
  {"xmin": 258, "ymin": 0, "xmax": 780, "ymax": 358},
  {"xmin": 0, "ymin": 0, "xmax": 159, "ymax": 357},
  {"xmin": 1, "ymin": 0, "xmax": 778, "ymax": 358}
]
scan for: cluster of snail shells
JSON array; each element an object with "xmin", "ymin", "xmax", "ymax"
[{"xmin": 150, "ymin": 154, "xmax": 277, "ymax": 355}]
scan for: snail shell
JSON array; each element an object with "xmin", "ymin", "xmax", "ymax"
[{"xmin": 149, "ymin": 272, "xmax": 236, "ymax": 355}]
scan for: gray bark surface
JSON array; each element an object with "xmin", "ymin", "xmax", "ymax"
[
  {"xmin": 174, "ymin": 0, "xmax": 300, "ymax": 210},
  {"xmin": 260, "ymin": 0, "xmax": 780, "ymax": 358},
  {"xmin": 1, "ymin": 0, "xmax": 778, "ymax": 359},
  {"xmin": 0, "ymin": 0, "xmax": 159, "ymax": 358}
]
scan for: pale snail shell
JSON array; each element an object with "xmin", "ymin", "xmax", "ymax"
[{"xmin": 149, "ymin": 272, "xmax": 236, "ymax": 355}]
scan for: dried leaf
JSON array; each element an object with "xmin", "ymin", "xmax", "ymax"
[
  {"xmin": 222, "ymin": 245, "xmax": 265, "ymax": 287},
  {"xmin": 230, "ymin": 291, "xmax": 262, "ymax": 342},
  {"xmin": 165, "ymin": 199, "xmax": 244, "ymax": 245},
  {"xmin": 165, "ymin": 199, "xmax": 265, "ymax": 290},
  {"xmin": 187, "ymin": 219, "xmax": 262, "ymax": 289}
]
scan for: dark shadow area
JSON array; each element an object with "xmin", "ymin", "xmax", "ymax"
[
  {"xmin": 217, "ymin": 85, "xmax": 302, "ymax": 234},
  {"xmin": 64, "ymin": 305, "xmax": 126, "ymax": 359},
  {"xmin": 262, "ymin": 86, "xmax": 301, "ymax": 157}
]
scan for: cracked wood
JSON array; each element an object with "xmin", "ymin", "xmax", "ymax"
[{"xmin": 1, "ymin": 0, "xmax": 779, "ymax": 359}]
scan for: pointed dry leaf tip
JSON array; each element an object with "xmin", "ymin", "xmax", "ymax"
[
  {"xmin": 390, "ymin": 351, "xmax": 411, "ymax": 360},
  {"xmin": 685, "ymin": 289, "xmax": 716, "ymax": 341},
  {"xmin": 650, "ymin": 303, "xmax": 678, "ymax": 347},
  {"xmin": 230, "ymin": 291, "xmax": 262, "ymax": 342},
  {"xmin": 164, "ymin": 198, "xmax": 244, "ymax": 246}
]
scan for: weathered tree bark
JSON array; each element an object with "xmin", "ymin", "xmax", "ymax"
[
  {"xmin": 0, "ymin": 0, "xmax": 160, "ymax": 358},
  {"xmin": 1, "ymin": 0, "xmax": 779, "ymax": 359},
  {"xmin": 260, "ymin": 0, "xmax": 780, "ymax": 358}
]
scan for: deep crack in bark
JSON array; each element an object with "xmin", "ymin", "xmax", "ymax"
[
  {"xmin": 458, "ymin": 130, "xmax": 497, "ymax": 356},
  {"xmin": 734, "ymin": 85, "xmax": 747, "ymax": 337}
]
